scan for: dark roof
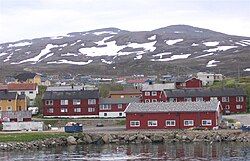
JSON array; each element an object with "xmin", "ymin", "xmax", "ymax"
[
  {"xmin": 125, "ymin": 101, "xmax": 220, "ymax": 113},
  {"xmin": 100, "ymin": 97, "xmax": 140, "ymax": 104},
  {"xmin": 42, "ymin": 90, "xmax": 100, "ymax": 100},
  {"xmin": 0, "ymin": 91, "xmax": 17, "ymax": 100},
  {"xmin": 109, "ymin": 89, "xmax": 141, "ymax": 95},
  {"xmin": 15, "ymin": 72, "xmax": 37, "ymax": 81},
  {"xmin": 17, "ymin": 94, "xmax": 26, "ymax": 99},
  {"xmin": 7, "ymin": 83, "xmax": 37, "ymax": 90},
  {"xmin": 165, "ymin": 88, "xmax": 246, "ymax": 98}
]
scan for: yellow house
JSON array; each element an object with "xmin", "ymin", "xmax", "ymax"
[
  {"xmin": 0, "ymin": 90, "xmax": 27, "ymax": 112},
  {"xmin": 15, "ymin": 72, "xmax": 41, "ymax": 85}
]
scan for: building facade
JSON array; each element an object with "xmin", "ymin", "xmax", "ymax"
[
  {"xmin": 125, "ymin": 101, "xmax": 221, "ymax": 130},
  {"xmin": 109, "ymin": 88, "xmax": 141, "ymax": 99},
  {"xmin": 0, "ymin": 91, "xmax": 27, "ymax": 112}
]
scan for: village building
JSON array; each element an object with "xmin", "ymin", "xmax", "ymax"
[
  {"xmin": 164, "ymin": 88, "xmax": 247, "ymax": 113},
  {"xmin": 109, "ymin": 88, "xmax": 141, "ymax": 99},
  {"xmin": 99, "ymin": 97, "xmax": 140, "ymax": 118},
  {"xmin": 125, "ymin": 100, "xmax": 222, "ymax": 130},
  {"xmin": 15, "ymin": 72, "xmax": 41, "ymax": 85},
  {"xmin": 197, "ymin": 72, "xmax": 224, "ymax": 86},
  {"xmin": 42, "ymin": 90, "xmax": 100, "ymax": 118}
]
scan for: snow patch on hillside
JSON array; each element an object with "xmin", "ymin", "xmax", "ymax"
[
  {"xmin": 165, "ymin": 39, "xmax": 183, "ymax": 45},
  {"xmin": 148, "ymin": 35, "xmax": 156, "ymax": 40},
  {"xmin": 152, "ymin": 52, "xmax": 171, "ymax": 59},
  {"xmin": 92, "ymin": 31, "xmax": 117, "ymax": 35},
  {"xmin": 47, "ymin": 59, "xmax": 93, "ymax": 65},
  {"xmin": 203, "ymin": 41, "xmax": 219, "ymax": 46},
  {"xmin": 191, "ymin": 43, "xmax": 199, "ymax": 46},
  {"xmin": 195, "ymin": 53, "xmax": 214, "ymax": 58},
  {"xmin": 206, "ymin": 60, "xmax": 220, "ymax": 67},
  {"xmin": 134, "ymin": 55, "xmax": 142, "ymax": 60},
  {"xmin": 4, "ymin": 53, "xmax": 13, "ymax": 62},
  {"xmin": 235, "ymin": 42, "xmax": 247, "ymax": 46},
  {"xmin": 244, "ymin": 68, "xmax": 250, "ymax": 72},
  {"xmin": 0, "ymin": 53, "xmax": 8, "ymax": 57},
  {"xmin": 101, "ymin": 59, "xmax": 112, "ymax": 64},
  {"xmin": 151, "ymin": 54, "xmax": 191, "ymax": 62},
  {"xmin": 61, "ymin": 53, "xmax": 78, "ymax": 57},
  {"xmin": 8, "ymin": 42, "xmax": 32, "ymax": 48},
  {"xmin": 204, "ymin": 46, "xmax": 237, "ymax": 52}
]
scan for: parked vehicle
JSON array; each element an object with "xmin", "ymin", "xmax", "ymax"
[
  {"xmin": 28, "ymin": 107, "xmax": 39, "ymax": 115},
  {"xmin": 96, "ymin": 123, "xmax": 104, "ymax": 127},
  {"xmin": 64, "ymin": 122, "xmax": 83, "ymax": 133},
  {"xmin": 241, "ymin": 125, "xmax": 250, "ymax": 132}
]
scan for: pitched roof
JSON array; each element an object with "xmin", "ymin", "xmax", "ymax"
[
  {"xmin": 142, "ymin": 83, "xmax": 175, "ymax": 91},
  {"xmin": 42, "ymin": 90, "xmax": 100, "ymax": 100},
  {"xmin": 15, "ymin": 72, "xmax": 38, "ymax": 81},
  {"xmin": 0, "ymin": 91, "xmax": 17, "ymax": 100},
  {"xmin": 164, "ymin": 88, "xmax": 246, "ymax": 97},
  {"xmin": 0, "ymin": 85, "xmax": 8, "ymax": 91},
  {"xmin": 109, "ymin": 88, "xmax": 141, "ymax": 95},
  {"xmin": 125, "ymin": 100, "xmax": 220, "ymax": 113},
  {"xmin": 7, "ymin": 83, "xmax": 37, "ymax": 91},
  {"xmin": 46, "ymin": 85, "xmax": 84, "ymax": 92},
  {"xmin": 100, "ymin": 97, "xmax": 140, "ymax": 104}
]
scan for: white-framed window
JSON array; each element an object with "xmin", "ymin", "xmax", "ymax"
[
  {"xmin": 73, "ymin": 99, "xmax": 81, "ymax": 105},
  {"xmin": 88, "ymin": 107, "xmax": 95, "ymax": 112},
  {"xmin": 61, "ymin": 107, "xmax": 68, "ymax": 113},
  {"xmin": 196, "ymin": 97, "xmax": 203, "ymax": 102},
  {"xmin": 0, "ymin": 107, "xmax": 2, "ymax": 111},
  {"xmin": 118, "ymin": 104, "xmax": 123, "ymax": 109},
  {"xmin": 88, "ymin": 99, "xmax": 96, "ymax": 105},
  {"xmin": 166, "ymin": 120, "xmax": 175, "ymax": 126},
  {"xmin": 169, "ymin": 98, "xmax": 177, "ymax": 102},
  {"xmin": 148, "ymin": 120, "xmax": 158, "ymax": 127},
  {"xmin": 60, "ymin": 100, "xmax": 68, "ymax": 105},
  {"xmin": 74, "ymin": 107, "xmax": 81, "ymax": 113},
  {"xmin": 145, "ymin": 99, "xmax": 150, "ymax": 103},
  {"xmin": 48, "ymin": 107, "xmax": 54, "ymax": 113},
  {"xmin": 210, "ymin": 97, "xmax": 218, "ymax": 101},
  {"xmin": 236, "ymin": 105, "xmax": 242, "ymax": 109},
  {"xmin": 104, "ymin": 113, "xmax": 107, "ymax": 116},
  {"xmin": 184, "ymin": 120, "xmax": 194, "ymax": 126},
  {"xmin": 7, "ymin": 106, "xmax": 12, "ymax": 111},
  {"xmin": 45, "ymin": 100, "xmax": 53, "ymax": 105},
  {"xmin": 130, "ymin": 121, "xmax": 140, "ymax": 127},
  {"xmin": 152, "ymin": 91, "xmax": 157, "ymax": 96},
  {"xmin": 29, "ymin": 91, "xmax": 34, "ymax": 94},
  {"xmin": 99, "ymin": 104, "xmax": 111, "ymax": 110},
  {"xmin": 236, "ymin": 96, "xmax": 244, "ymax": 102},
  {"xmin": 225, "ymin": 105, "xmax": 230, "ymax": 109},
  {"xmin": 152, "ymin": 99, "xmax": 157, "ymax": 102},
  {"xmin": 202, "ymin": 120, "xmax": 212, "ymax": 126},
  {"xmin": 184, "ymin": 98, "xmax": 192, "ymax": 102},
  {"xmin": 222, "ymin": 97, "xmax": 229, "ymax": 102},
  {"xmin": 145, "ymin": 92, "xmax": 150, "ymax": 96},
  {"xmin": 119, "ymin": 113, "xmax": 123, "ymax": 117}
]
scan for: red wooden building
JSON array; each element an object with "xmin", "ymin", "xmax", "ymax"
[
  {"xmin": 125, "ymin": 101, "xmax": 222, "ymax": 130},
  {"xmin": 184, "ymin": 78, "xmax": 202, "ymax": 88},
  {"xmin": 99, "ymin": 97, "xmax": 140, "ymax": 118},
  {"xmin": 42, "ymin": 90, "xmax": 99, "ymax": 118},
  {"xmin": 164, "ymin": 88, "xmax": 247, "ymax": 114}
]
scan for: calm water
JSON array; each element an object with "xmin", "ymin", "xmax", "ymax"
[{"xmin": 0, "ymin": 142, "xmax": 249, "ymax": 161}]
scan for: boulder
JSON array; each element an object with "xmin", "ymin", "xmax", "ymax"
[
  {"xmin": 67, "ymin": 136, "xmax": 77, "ymax": 145},
  {"xmin": 102, "ymin": 134, "xmax": 112, "ymax": 144},
  {"xmin": 151, "ymin": 134, "xmax": 163, "ymax": 143}
]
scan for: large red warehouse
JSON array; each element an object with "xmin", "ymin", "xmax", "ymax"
[{"xmin": 125, "ymin": 101, "xmax": 222, "ymax": 130}]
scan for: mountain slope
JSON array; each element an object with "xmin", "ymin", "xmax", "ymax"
[{"xmin": 0, "ymin": 25, "xmax": 250, "ymax": 76}]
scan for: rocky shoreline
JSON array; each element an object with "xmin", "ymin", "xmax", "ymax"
[{"xmin": 0, "ymin": 130, "xmax": 249, "ymax": 151}]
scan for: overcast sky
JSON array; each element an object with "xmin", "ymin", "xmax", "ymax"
[{"xmin": 0, "ymin": 0, "xmax": 250, "ymax": 43}]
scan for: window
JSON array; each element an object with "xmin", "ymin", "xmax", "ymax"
[
  {"xmin": 120, "ymin": 95, "xmax": 124, "ymax": 98},
  {"xmin": 100, "ymin": 104, "xmax": 111, "ymax": 110},
  {"xmin": 152, "ymin": 91, "xmax": 157, "ymax": 96},
  {"xmin": 202, "ymin": 120, "xmax": 212, "ymax": 126},
  {"xmin": 8, "ymin": 100, "xmax": 12, "ymax": 102},
  {"xmin": 118, "ymin": 104, "xmax": 123, "ymax": 109},
  {"xmin": 210, "ymin": 97, "xmax": 218, "ymax": 101},
  {"xmin": 30, "ymin": 99, "xmax": 34, "ymax": 102},
  {"xmin": 74, "ymin": 107, "xmax": 81, "ymax": 113},
  {"xmin": 60, "ymin": 100, "xmax": 68, "ymax": 105},
  {"xmin": 45, "ymin": 100, "xmax": 53, "ymax": 105},
  {"xmin": 169, "ymin": 98, "xmax": 177, "ymax": 102},
  {"xmin": 88, "ymin": 107, "xmax": 95, "ymax": 112},
  {"xmin": 207, "ymin": 76, "xmax": 209, "ymax": 78},
  {"xmin": 184, "ymin": 120, "xmax": 194, "ymax": 126},
  {"xmin": 222, "ymin": 97, "xmax": 229, "ymax": 102},
  {"xmin": 166, "ymin": 120, "xmax": 175, "ymax": 126},
  {"xmin": 18, "ymin": 106, "xmax": 22, "ymax": 111},
  {"xmin": 148, "ymin": 120, "xmax": 158, "ymax": 127},
  {"xmin": 225, "ymin": 105, "xmax": 230, "ymax": 109},
  {"xmin": 130, "ymin": 121, "xmax": 140, "ymax": 127},
  {"xmin": 29, "ymin": 91, "xmax": 33, "ymax": 94},
  {"xmin": 152, "ymin": 99, "xmax": 157, "ymax": 102},
  {"xmin": 119, "ymin": 113, "xmax": 122, "ymax": 117},
  {"xmin": 236, "ymin": 105, "xmax": 242, "ymax": 109},
  {"xmin": 61, "ymin": 107, "xmax": 68, "ymax": 113},
  {"xmin": 145, "ymin": 99, "xmax": 150, "ymax": 103},
  {"xmin": 236, "ymin": 96, "xmax": 244, "ymax": 102},
  {"xmin": 48, "ymin": 107, "xmax": 54, "ymax": 113},
  {"xmin": 7, "ymin": 107, "xmax": 12, "ymax": 111},
  {"xmin": 21, "ymin": 92, "xmax": 25, "ymax": 94},
  {"xmin": 196, "ymin": 97, "xmax": 203, "ymax": 102},
  {"xmin": 73, "ymin": 99, "xmax": 81, "ymax": 105},
  {"xmin": 0, "ymin": 107, "xmax": 2, "ymax": 111},
  {"xmin": 104, "ymin": 113, "xmax": 107, "ymax": 116},
  {"xmin": 145, "ymin": 92, "xmax": 150, "ymax": 96},
  {"xmin": 88, "ymin": 99, "xmax": 96, "ymax": 105},
  {"xmin": 184, "ymin": 98, "xmax": 192, "ymax": 102}
]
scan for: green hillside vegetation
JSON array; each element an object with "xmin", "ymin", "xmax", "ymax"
[{"xmin": 209, "ymin": 77, "xmax": 250, "ymax": 112}]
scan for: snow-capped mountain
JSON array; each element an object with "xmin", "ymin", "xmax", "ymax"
[{"xmin": 0, "ymin": 25, "xmax": 250, "ymax": 76}]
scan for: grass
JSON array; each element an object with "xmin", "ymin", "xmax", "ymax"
[{"xmin": 0, "ymin": 132, "xmax": 71, "ymax": 142}]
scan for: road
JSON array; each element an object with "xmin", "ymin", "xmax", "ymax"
[{"xmin": 223, "ymin": 113, "xmax": 250, "ymax": 125}]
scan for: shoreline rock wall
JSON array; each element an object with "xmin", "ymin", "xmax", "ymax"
[{"xmin": 0, "ymin": 130, "xmax": 249, "ymax": 151}]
